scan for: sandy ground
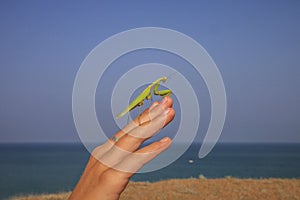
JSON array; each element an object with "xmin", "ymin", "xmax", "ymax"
[{"xmin": 9, "ymin": 178, "xmax": 300, "ymax": 200}]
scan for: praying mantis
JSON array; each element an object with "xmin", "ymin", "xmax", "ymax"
[{"xmin": 116, "ymin": 76, "xmax": 172, "ymax": 119}]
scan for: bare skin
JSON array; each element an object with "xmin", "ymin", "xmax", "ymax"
[{"xmin": 69, "ymin": 96, "xmax": 175, "ymax": 200}]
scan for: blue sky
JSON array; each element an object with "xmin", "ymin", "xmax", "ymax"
[{"xmin": 0, "ymin": 1, "xmax": 299, "ymax": 143}]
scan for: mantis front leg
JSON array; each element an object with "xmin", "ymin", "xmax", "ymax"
[{"xmin": 153, "ymin": 82, "xmax": 172, "ymax": 97}]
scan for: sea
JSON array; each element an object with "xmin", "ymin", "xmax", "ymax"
[{"xmin": 0, "ymin": 143, "xmax": 300, "ymax": 199}]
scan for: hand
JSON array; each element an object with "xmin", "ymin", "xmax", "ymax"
[{"xmin": 69, "ymin": 96, "xmax": 175, "ymax": 200}]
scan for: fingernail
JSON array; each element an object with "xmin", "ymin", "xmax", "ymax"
[
  {"xmin": 161, "ymin": 97, "xmax": 168, "ymax": 104},
  {"xmin": 160, "ymin": 137, "xmax": 169, "ymax": 143}
]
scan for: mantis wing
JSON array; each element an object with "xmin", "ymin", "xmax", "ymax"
[{"xmin": 116, "ymin": 86, "xmax": 151, "ymax": 119}]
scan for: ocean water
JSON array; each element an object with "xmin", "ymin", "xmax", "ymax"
[{"xmin": 0, "ymin": 143, "xmax": 300, "ymax": 199}]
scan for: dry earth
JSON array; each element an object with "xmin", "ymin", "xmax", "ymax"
[{"xmin": 9, "ymin": 178, "xmax": 300, "ymax": 200}]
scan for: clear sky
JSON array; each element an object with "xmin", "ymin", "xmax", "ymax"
[{"xmin": 0, "ymin": 1, "xmax": 299, "ymax": 143}]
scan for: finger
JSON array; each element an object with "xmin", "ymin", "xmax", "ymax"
[
  {"xmin": 98, "ymin": 108, "xmax": 174, "ymax": 168},
  {"xmin": 90, "ymin": 99, "xmax": 168, "ymax": 164},
  {"xmin": 132, "ymin": 96, "xmax": 172, "ymax": 126},
  {"xmin": 140, "ymin": 96, "xmax": 173, "ymax": 124},
  {"xmin": 117, "ymin": 102, "xmax": 162, "ymax": 135},
  {"xmin": 104, "ymin": 137, "xmax": 172, "ymax": 177},
  {"xmin": 112, "ymin": 96, "xmax": 173, "ymax": 142},
  {"xmin": 85, "ymin": 141, "xmax": 116, "ymax": 171},
  {"xmin": 138, "ymin": 96, "xmax": 173, "ymax": 124},
  {"xmin": 114, "ymin": 106, "xmax": 174, "ymax": 151},
  {"xmin": 93, "ymin": 137, "xmax": 172, "ymax": 198},
  {"xmin": 96, "ymin": 96, "xmax": 174, "ymax": 169}
]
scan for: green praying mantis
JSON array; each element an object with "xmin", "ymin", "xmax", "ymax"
[{"xmin": 116, "ymin": 76, "xmax": 172, "ymax": 119}]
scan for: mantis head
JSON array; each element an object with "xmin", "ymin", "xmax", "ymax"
[{"xmin": 161, "ymin": 76, "xmax": 167, "ymax": 83}]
